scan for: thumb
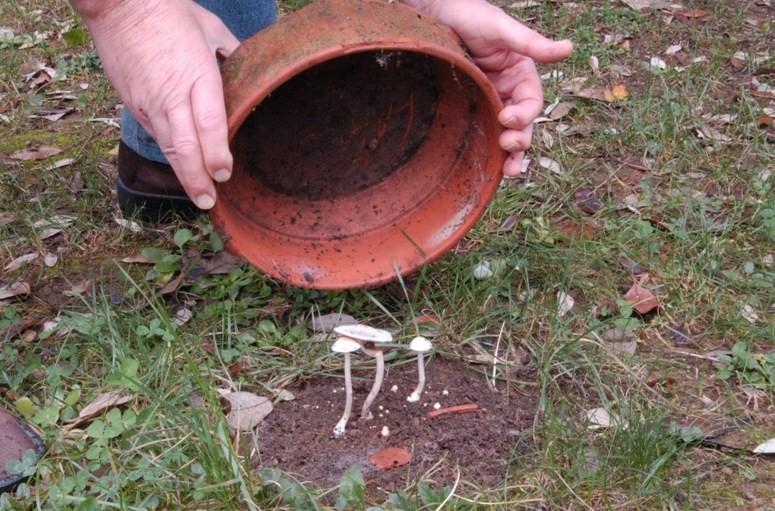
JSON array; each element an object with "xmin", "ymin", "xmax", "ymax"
[{"xmin": 499, "ymin": 21, "xmax": 574, "ymax": 63}]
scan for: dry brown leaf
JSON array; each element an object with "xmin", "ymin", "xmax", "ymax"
[
  {"xmin": 121, "ymin": 254, "xmax": 157, "ymax": 264},
  {"xmin": 10, "ymin": 146, "xmax": 62, "ymax": 161},
  {"xmin": 620, "ymin": 0, "xmax": 672, "ymax": 11},
  {"xmin": 674, "ymin": 9, "xmax": 709, "ymax": 19},
  {"xmin": 4, "ymin": 253, "xmax": 38, "ymax": 271},
  {"xmin": 199, "ymin": 250, "xmax": 245, "ymax": 275},
  {"xmin": 696, "ymin": 125, "xmax": 731, "ymax": 142},
  {"xmin": 369, "ymin": 446, "xmax": 412, "ymax": 469},
  {"xmin": 222, "ymin": 392, "xmax": 273, "ymax": 431},
  {"xmin": 159, "ymin": 272, "xmax": 186, "ymax": 296},
  {"xmin": 0, "ymin": 280, "xmax": 30, "ymax": 300},
  {"xmin": 63, "ymin": 279, "xmax": 91, "ymax": 297},
  {"xmin": 574, "ymin": 88, "xmax": 608, "ymax": 101},
  {"xmin": 66, "ymin": 391, "xmax": 133, "ymax": 426},
  {"xmin": 623, "ymin": 282, "xmax": 660, "ymax": 314},
  {"xmin": 547, "ymin": 101, "xmax": 575, "ymax": 120},
  {"xmin": 47, "ymin": 158, "xmax": 76, "ymax": 169},
  {"xmin": 574, "ymin": 188, "xmax": 603, "ymax": 214},
  {"xmin": 537, "ymin": 156, "xmax": 563, "ymax": 175}
]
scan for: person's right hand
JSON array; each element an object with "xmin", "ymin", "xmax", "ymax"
[{"xmin": 72, "ymin": 0, "xmax": 239, "ymax": 210}]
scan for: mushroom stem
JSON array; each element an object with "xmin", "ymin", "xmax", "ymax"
[
  {"xmin": 333, "ymin": 352, "xmax": 353, "ymax": 437},
  {"xmin": 407, "ymin": 352, "xmax": 425, "ymax": 402},
  {"xmin": 360, "ymin": 346, "xmax": 384, "ymax": 420}
]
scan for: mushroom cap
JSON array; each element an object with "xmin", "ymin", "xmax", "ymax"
[
  {"xmin": 409, "ymin": 336, "xmax": 432, "ymax": 352},
  {"xmin": 334, "ymin": 324, "xmax": 392, "ymax": 343},
  {"xmin": 332, "ymin": 336, "xmax": 362, "ymax": 353}
]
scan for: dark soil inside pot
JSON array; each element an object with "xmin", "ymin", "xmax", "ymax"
[{"xmin": 253, "ymin": 357, "xmax": 538, "ymax": 492}]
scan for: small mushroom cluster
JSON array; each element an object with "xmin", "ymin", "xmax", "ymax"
[{"xmin": 330, "ymin": 325, "xmax": 433, "ymax": 438}]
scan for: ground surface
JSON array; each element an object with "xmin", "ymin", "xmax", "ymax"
[{"xmin": 1, "ymin": 0, "xmax": 774, "ymax": 509}]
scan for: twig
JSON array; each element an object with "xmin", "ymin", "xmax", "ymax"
[{"xmin": 427, "ymin": 403, "xmax": 479, "ymax": 419}]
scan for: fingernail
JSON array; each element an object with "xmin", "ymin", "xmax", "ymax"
[
  {"xmin": 214, "ymin": 169, "xmax": 231, "ymax": 182},
  {"xmin": 196, "ymin": 194, "xmax": 215, "ymax": 210}
]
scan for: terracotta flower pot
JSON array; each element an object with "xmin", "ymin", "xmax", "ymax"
[{"xmin": 213, "ymin": 0, "xmax": 505, "ymax": 289}]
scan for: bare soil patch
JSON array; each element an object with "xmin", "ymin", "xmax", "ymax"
[{"xmin": 255, "ymin": 357, "xmax": 538, "ymax": 491}]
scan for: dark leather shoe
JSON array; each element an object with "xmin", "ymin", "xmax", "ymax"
[{"xmin": 117, "ymin": 141, "xmax": 201, "ymax": 222}]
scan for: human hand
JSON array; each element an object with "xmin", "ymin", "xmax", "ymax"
[
  {"xmin": 72, "ymin": 0, "xmax": 239, "ymax": 209},
  {"xmin": 402, "ymin": 0, "xmax": 573, "ymax": 176}
]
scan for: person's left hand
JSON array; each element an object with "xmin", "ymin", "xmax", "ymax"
[{"xmin": 402, "ymin": 0, "xmax": 573, "ymax": 176}]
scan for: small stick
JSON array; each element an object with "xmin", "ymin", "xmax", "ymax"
[{"xmin": 427, "ymin": 403, "xmax": 479, "ymax": 419}]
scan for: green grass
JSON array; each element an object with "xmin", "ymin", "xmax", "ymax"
[{"xmin": 2, "ymin": 0, "xmax": 775, "ymax": 509}]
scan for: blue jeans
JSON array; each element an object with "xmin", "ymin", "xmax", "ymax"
[{"xmin": 121, "ymin": 0, "xmax": 277, "ymax": 163}]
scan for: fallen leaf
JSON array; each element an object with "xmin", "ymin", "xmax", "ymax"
[
  {"xmin": 121, "ymin": 254, "xmax": 157, "ymax": 264},
  {"xmin": 753, "ymin": 438, "xmax": 775, "ymax": 454},
  {"xmin": 620, "ymin": 0, "xmax": 672, "ymax": 10},
  {"xmin": 650, "ymin": 56, "xmax": 667, "ymax": 71},
  {"xmin": 498, "ymin": 213, "xmax": 518, "ymax": 232},
  {"xmin": 66, "ymin": 391, "xmax": 133, "ymax": 426},
  {"xmin": 574, "ymin": 188, "xmax": 603, "ymax": 214},
  {"xmin": 573, "ymin": 88, "xmax": 608, "ymax": 102},
  {"xmin": 618, "ymin": 257, "xmax": 644, "ymax": 275},
  {"xmin": 369, "ymin": 447, "xmax": 412, "ymax": 469},
  {"xmin": 173, "ymin": 307, "xmax": 193, "ymax": 326},
  {"xmin": 472, "ymin": 261, "xmax": 494, "ymax": 280},
  {"xmin": 696, "ymin": 125, "xmax": 731, "ymax": 142},
  {"xmin": 589, "ymin": 55, "xmax": 600, "ymax": 73},
  {"xmin": 537, "ymin": 156, "xmax": 563, "ymax": 175},
  {"xmin": 4, "ymin": 253, "xmax": 38, "ymax": 271},
  {"xmin": 602, "ymin": 327, "xmax": 636, "ymax": 343},
  {"xmin": 9, "ymin": 146, "xmax": 62, "ymax": 161},
  {"xmin": 602, "ymin": 339, "xmax": 638, "ymax": 354},
  {"xmin": 585, "ymin": 407, "xmax": 622, "ymax": 429},
  {"xmin": 198, "ymin": 250, "xmax": 245, "ymax": 275},
  {"xmin": 272, "ymin": 389, "xmax": 296, "ymax": 401},
  {"xmin": 47, "ymin": 157, "xmax": 75, "ymax": 170},
  {"xmin": 38, "ymin": 227, "xmax": 62, "ymax": 240},
  {"xmin": 69, "ymin": 171, "xmax": 84, "ymax": 192},
  {"xmin": 674, "ymin": 9, "xmax": 708, "ymax": 19},
  {"xmin": 31, "ymin": 108, "xmax": 74, "ymax": 122},
  {"xmin": 115, "ymin": 218, "xmax": 142, "ymax": 233},
  {"xmin": 741, "ymin": 304, "xmax": 759, "ymax": 323},
  {"xmin": 43, "ymin": 252, "xmax": 58, "ymax": 267},
  {"xmin": 557, "ymin": 291, "xmax": 575, "ymax": 317},
  {"xmin": 0, "ymin": 280, "xmax": 30, "ymax": 300},
  {"xmin": 159, "ymin": 272, "xmax": 186, "ymax": 295},
  {"xmin": 222, "ymin": 392, "xmax": 273, "ymax": 431},
  {"xmin": 63, "ymin": 280, "xmax": 90, "ymax": 297},
  {"xmin": 665, "ymin": 44, "xmax": 683, "ymax": 55},
  {"xmin": 623, "ymin": 282, "xmax": 660, "ymax": 314},
  {"xmin": 546, "ymin": 101, "xmax": 575, "ymax": 120}
]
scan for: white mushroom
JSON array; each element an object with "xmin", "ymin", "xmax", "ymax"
[
  {"xmin": 331, "ymin": 336, "xmax": 361, "ymax": 437},
  {"xmin": 406, "ymin": 336, "xmax": 432, "ymax": 402},
  {"xmin": 334, "ymin": 324, "xmax": 392, "ymax": 420}
]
